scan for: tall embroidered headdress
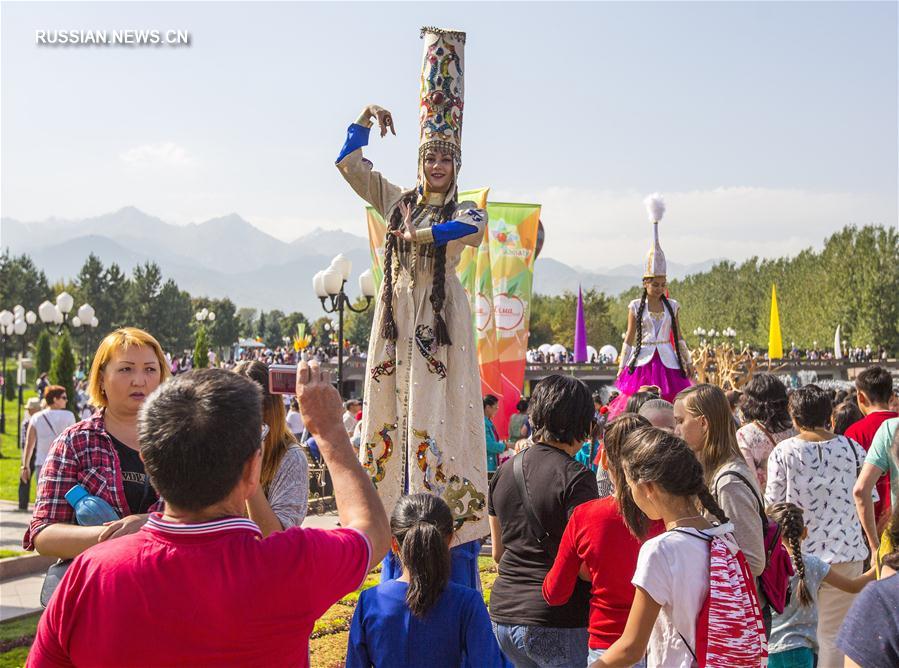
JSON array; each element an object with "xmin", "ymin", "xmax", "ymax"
[
  {"xmin": 418, "ymin": 27, "xmax": 465, "ymax": 198},
  {"xmin": 643, "ymin": 193, "xmax": 668, "ymax": 278}
]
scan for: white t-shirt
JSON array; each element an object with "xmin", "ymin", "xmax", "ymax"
[
  {"xmin": 632, "ymin": 522, "xmax": 735, "ymax": 668},
  {"xmin": 285, "ymin": 410, "xmax": 304, "ymax": 436},
  {"xmin": 343, "ymin": 411, "xmax": 358, "ymax": 434},
  {"xmin": 32, "ymin": 408, "xmax": 77, "ymax": 466},
  {"xmin": 765, "ymin": 435, "xmax": 868, "ymax": 563}
]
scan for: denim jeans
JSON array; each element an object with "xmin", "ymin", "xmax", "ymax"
[
  {"xmin": 492, "ymin": 622, "xmax": 588, "ymax": 668},
  {"xmin": 586, "ymin": 647, "xmax": 647, "ymax": 667}
]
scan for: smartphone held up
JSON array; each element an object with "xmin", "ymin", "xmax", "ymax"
[{"xmin": 268, "ymin": 364, "xmax": 298, "ymax": 395}]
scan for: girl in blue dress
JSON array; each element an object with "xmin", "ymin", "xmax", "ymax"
[{"xmin": 346, "ymin": 494, "xmax": 507, "ymax": 668}]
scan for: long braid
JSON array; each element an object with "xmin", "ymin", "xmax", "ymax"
[
  {"xmin": 628, "ymin": 288, "xmax": 648, "ymax": 374},
  {"xmin": 380, "ymin": 191, "xmax": 416, "ymax": 341},
  {"xmin": 661, "ymin": 295, "xmax": 687, "ymax": 378},
  {"xmin": 696, "ymin": 487, "xmax": 729, "ymax": 525},
  {"xmin": 768, "ymin": 502, "xmax": 812, "ymax": 607},
  {"xmin": 429, "ymin": 199, "xmax": 455, "ymax": 347}
]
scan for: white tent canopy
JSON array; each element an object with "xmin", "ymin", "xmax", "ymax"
[{"xmin": 599, "ymin": 344, "xmax": 618, "ymax": 363}]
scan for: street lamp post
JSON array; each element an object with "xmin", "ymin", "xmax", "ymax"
[
  {"xmin": 0, "ymin": 307, "xmax": 33, "ymax": 434},
  {"xmin": 0, "ymin": 310, "xmax": 14, "ymax": 433},
  {"xmin": 73, "ymin": 304, "xmax": 99, "ymax": 366},
  {"xmin": 313, "ymin": 254, "xmax": 375, "ymax": 395},
  {"xmin": 38, "ymin": 293, "xmax": 99, "ymax": 339}
]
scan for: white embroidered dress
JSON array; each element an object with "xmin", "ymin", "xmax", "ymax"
[{"xmin": 337, "ymin": 146, "xmax": 489, "ymax": 545}]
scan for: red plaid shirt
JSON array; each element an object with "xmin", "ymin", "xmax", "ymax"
[{"xmin": 24, "ymin": 411, "xmax": 164, "ymax": 550}]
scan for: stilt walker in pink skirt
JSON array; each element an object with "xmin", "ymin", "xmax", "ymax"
[{"xmin": 607, "ymin": 194, "xmax": 694, "ymax": 418}]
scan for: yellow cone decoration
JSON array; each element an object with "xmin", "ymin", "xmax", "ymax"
[{"xmin": 768, "ymin": 284, "xmax": 784, "ymax": 360}]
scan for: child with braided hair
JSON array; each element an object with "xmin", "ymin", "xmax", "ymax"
[
  {"xmin": 596, "ymin": 427, "xmax": 765, "ymax": 667},
  {"xmin": 766, "ymin": 502, "xmax": 875, "ymax": 668}
]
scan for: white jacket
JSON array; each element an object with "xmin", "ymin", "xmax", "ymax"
[{"xmin": 628, "ymin": 298, "xmax": 683, "ymax": 370}]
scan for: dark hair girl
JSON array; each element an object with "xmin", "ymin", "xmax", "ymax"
[
  {"xmin": 392, "ymin": 493, "xmax": 454, "ymax": 617},
  {"xmin": 602, "ymin": 413, "xmax": 652, "ymax": 538},
  {"xmin": 831, "ymin": 400, "xmax": 863, "ymax": 436},
  {"xmin": 529, "ymin": 374, "xmax": 595, "ymax": 445},
  {"xmin": 598, "ymin": 426, "xmax": 768, "ymax": 667},
  {"xmin": 346, "ymin": 493, "xmax": 506, "ymax": 667},
  {"xmin": 542, "ymin": 412, "xmax": 657, "ymax": 662},
  {"xmin": 764, "ymin": 502, "xmax": 875, "ymax": 667},
  {"xmin": 620, "ymin": 426, "xmax": 729, "ymax": 534},
  {"xmin": 740, "ymin": 373, "xmax": 793, "ymax": 433}
]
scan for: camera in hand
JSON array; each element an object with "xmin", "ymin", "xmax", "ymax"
[{"xmin": 268, "ymin": 364, "xmax": 298, "ymax": 395}]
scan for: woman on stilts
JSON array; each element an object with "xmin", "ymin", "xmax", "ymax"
[
  {"xmin": 335, "ymin": 27, "xmax": 488, "ymax": 587},
  {"xmin": 608, "ymin": 195, "xmax": 694, "ymax": 419}
]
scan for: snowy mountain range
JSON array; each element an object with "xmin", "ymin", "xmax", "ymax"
[{"xmin": 1, "ymin": 207, "xmax": 717, "ymax": 313}]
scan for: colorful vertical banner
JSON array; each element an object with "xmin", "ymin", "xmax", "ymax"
[
  {"xmin": 471, "ymin": 236, "xmax": 502, "ymax": 401},
  {"xmin": 485, "ymin": 202, "xmax": 541, "ymax": 439}
]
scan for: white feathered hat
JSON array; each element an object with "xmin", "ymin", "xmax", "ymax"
[{"xmin": 643, "ymin": 193, "xmax": 667, "ymax": 278}]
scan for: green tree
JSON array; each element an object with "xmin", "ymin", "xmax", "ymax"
[
  {"xmin": 0, "ymin": 251, "xmax": 52, "ymax": 316},
  {"xmin": 208, "ymin": 298, "xmax": 240, "ymax": 351},
  {"xmin": 344, "ymin": 300, "xmax": 375, "ymax": 350},
  {"xmin": 280, "ymin": 311, "xmax": 310, "ymax": 346},
  {"xmin": 35, "ymin": 330, "xmax": 53, "ymax": 375},
  {"xmin": 0, "ymin": 251, "xmax": 52, "ymax": 349},
  {"xmin": 102, "ymin": 263, "xmax": 130, "ymax": 331},
  {"xmin": 126, "ymin": 262, "xmax": 163, "ymax": 330},
  {"xmin": 528, "ymin": 290, "xmax": 617, "ymax": 350},
  {"xmin": 152, "ymin": 280, "xmax": 194, "ymax": 353},
  {"xmin": 3, "ymin": 370, "xmax": 15, "ymax": 402},
  {"xmin": 237, "ymin": 308, "xmax": 257, "ymax": 338},
  {"xmin": 264, "ymin": 309, "xmax": 285, "ymax": 348},
  {"xmin": 50, "ymin": 330, "xmax": 77, "ymax": 414},
  {"xmin": 311, "ymin": 316, "xmax": 334, "ymax": 347},
  {"xmin": 193, "ymin": 326, "xmax": 210, "ymax": 369},
  {"xmin": 257, "ymin": 311, "xmax": 267, "ymax": 340}
]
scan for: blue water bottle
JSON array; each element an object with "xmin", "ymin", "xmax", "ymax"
[{"xmin": 64, "ymin": 485, "xmax": 120, "ymax": 526}]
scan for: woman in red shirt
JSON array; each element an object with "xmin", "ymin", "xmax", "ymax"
[{"xmin": 543, "ymin": 413, "xmax": 662, "ymax": 665}]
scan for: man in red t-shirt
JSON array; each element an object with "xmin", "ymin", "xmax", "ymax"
[
  {"xmin": 29, "ymin": 363, "xmax": 390, "ymax": 668},
  {"xmin": 845, "ymin": 366, "xmax": 898, "ymax": 525}
]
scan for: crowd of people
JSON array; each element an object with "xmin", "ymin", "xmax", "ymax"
[
  {"xmin": 525, "ymin": 344, "xmax": 891, "ymax": 367},
  {"xmin": 15, "ymin": 324, "xmax": 899, "ymax": 667}
]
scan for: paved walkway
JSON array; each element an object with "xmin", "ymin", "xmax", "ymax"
[
  {"xmin": 0, "ymin": 507, "xmax": 340, "ymax": 622},
  {"xmin": 0, "ymin": 500, "xmax": 30, "ymax": 554},
  {"xmin": 1, "ymin": 573, "xmax": 43, "ymax": 622}
]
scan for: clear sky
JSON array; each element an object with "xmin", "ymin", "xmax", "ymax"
[{"xmin": 2, "ymin": 1, "xmax": 896, "ymax": 269}]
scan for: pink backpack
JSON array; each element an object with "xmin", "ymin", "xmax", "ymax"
[{"xmin": 677, "ymin": 530, "xmax": 768, "ymax": 667}]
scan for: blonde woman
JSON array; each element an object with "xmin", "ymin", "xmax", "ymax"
[
  {"xmin": 234, "ymin": 361, "xmax": 309, "ymax": 534},
  {"xmin": 673, "ymin": 384, "xmax": 765, "ymax": 578},
  {"xmin": 24, "ymin": 328, "xmax": 170, "ymax": 558}
]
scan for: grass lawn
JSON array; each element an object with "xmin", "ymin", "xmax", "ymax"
[
  {"xmin": 0, "ymin": 557, "xmax": 500, "ymax": 667},
  {"xmin": 0, "ymin": 389, "xmax": 39, "ymax": 504}
]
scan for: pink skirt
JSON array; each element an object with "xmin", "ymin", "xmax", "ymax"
[{"xmin": 607, "ymin": 351, "xmax": 692, "ymax": 419}]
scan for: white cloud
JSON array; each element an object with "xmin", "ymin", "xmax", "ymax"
[
  {"xmin": 119, "ymin": 142, "xmax": 194, "ymax": 167},
  {"xmin": 494, "ymin": 185, "xmax": 897, "ymax": 269}
]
